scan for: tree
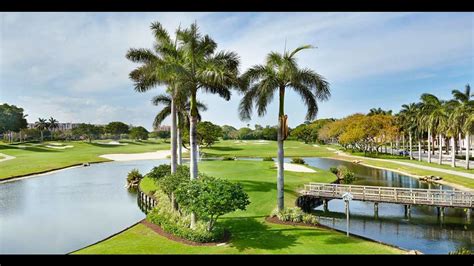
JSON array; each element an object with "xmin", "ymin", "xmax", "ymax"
[
  {"xmin": 152, "ymin": 93, "xmax": 207, "ymax": 164},
  {"xmin": 175, "ymin": 175, "xmax": 250, "ymax": 232},
  {"xmin": 34, "ymin": 118, "xmax": 48, "ymax": 142},
  {"xmin": 420, "ymin": 94, "xmax": 448, "ymax": 165},
  {"xmin": 156, "ymin": 165, "xmax": 190, "ymax": 210},
  {"xmin": 221, "ymin": 125, "xmax": 238, "ymax": 140},
  {"xmin": 238, "ymin": 44, "xmax": 330, "ymax": 211},
  {"xmin": 129, "ymin": 126, "xmax": 149, "ymax": 140},
  {"xmin": 368, "ymin": 107, "xmax": 392, "ymax": 116},
  {"xmin": 48, "ymin": 117, "xmax": 59, "ymax": 140},
  {"xmin": 399, "ymin": 103, "xmax": 419, "ymax": 160},
  {"xmin": 450, "ymin": 84, "xmax": 473, "ymax": 169},
  {"xmin": 0, "ymin": 103, "xmax": 28, "ymax": 143},
  {"xmin": 104, "ymin": 121, "xmax": 130, "ymax": 139},
  {"xmin": 72, "ymin": 123, "xmax": 102, "ymax": 143},
  {"xmin": 196, "ymin": 121, "xmax": 222, "ymax": 147}
]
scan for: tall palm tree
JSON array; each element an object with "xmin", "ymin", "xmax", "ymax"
[
  {"xmin": 152, "ymin": 93, "xmax": 208, "ymax": 164},
  {"xmin": 239, "ymin": 45, "xmax": 330, "ymax": 211},
  {"xmin": 35, "ymin": 118, "xmax": 48, "ymax": 142},
  {"xmin": 450, "ymin": 84, "xmax": 473, "ymax": 169},
  {"xmin": 399, "ymin": 103, "xmax": 418, "ymax": 160},
  {"xmin": 126, "ymin": 21, "xmax": 182, "ymax": 174},
  {"xmin": 48, "ymin": 117, "xmax": 59, "ymax": 140},
  {"xmin": 420, "ymin": 94, "xmax": 448, "ymax": 165}
]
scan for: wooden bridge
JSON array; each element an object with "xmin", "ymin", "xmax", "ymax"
[{"xmin": 300, "ymin": 182, "xmax": 473, "ymax": 218}]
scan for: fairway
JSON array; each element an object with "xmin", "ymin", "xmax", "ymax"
[
  {"xmin": 75, "ymin": 160, "xmax": 403, "ymax": 254},
  {"xmin": 0, "ymin": 140, "xmax": 169, "ymax": 180}
]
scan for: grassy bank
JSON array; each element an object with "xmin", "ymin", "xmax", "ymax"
[
  {"xmin": 0, "ymin": 139, "xmax": 169, "ymax": 180},
  {"xmin": 75, "ymin": 160, "xmax": 403, "ymax": 254}
]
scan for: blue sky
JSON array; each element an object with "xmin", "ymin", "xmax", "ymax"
[{"xmin": 0, "ymin": 12, "xmax": 472, "ymax": 131}]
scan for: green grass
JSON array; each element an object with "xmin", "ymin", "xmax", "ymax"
[
  {"xmin": 0, "ymin": 139, "xmax": 169, "ymax": 180},
  {"xmin": 201, "ymin": 140, "xmax": 333, "ymax": 158},
  {"xmin": 75, "ymin": 160, "xmax": 403, "ymax": 254}
]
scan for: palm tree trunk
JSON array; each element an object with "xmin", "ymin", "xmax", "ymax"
[
  {"xmin": 438, "ymin": 134, "xmax": 442, "ymax": 165},
  {"xmin": 170, "ymin": 98, "xmax": 177, "ymax": 174},
  {"xmin": 458, "ymin": 132, "xmax": 462, "ymax": 154},
  {"xmin": 189, "ymin": 91, "xmax": 199, "ymax": 229},
  {"xmin": 427, "ymin": 129, "xmax": 431, "ymax": 163},
  {"xmin": 276, "ymin": 87, "xmax": 285, "ymax": 212},
  {"xmin": 466, "ymin": 133, "xmax": 470, "ymax": 170},
  {"xmin": 40, "ymin": 130, "xmax": 44, "ymax": 142},
  {"xmin": 409, "ymin": 132, "xmax": 413, "ymax": 160},
  {"xmin": 451, "ymin": 136, "xmax": 456, "ymax": 167},
  {"xmin": 418, "ymin": 140, "xmax": 422, "ymax": 161},
  {"xmin": 177, "ymin": 126, "xmax": 183, "ymax": 165}
]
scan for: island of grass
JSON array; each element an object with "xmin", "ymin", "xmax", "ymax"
[{"xmin": 74, "ymin": 160, "xmax": 404, "ymax": 254}]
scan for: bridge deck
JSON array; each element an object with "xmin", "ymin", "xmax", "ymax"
[{"xmin": 301, "ymin": 183, "xmax": 473, "ymax": 208}]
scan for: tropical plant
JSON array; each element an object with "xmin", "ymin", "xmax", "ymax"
[
  {"xmin": 145, "ymin": 164, "xmax": 172, "ymax": 180},
  {"xmin": 157, "ymin": 165, "xmax": 190, "ymax": 210},
  {"xmin": 126, "ymin": 21, "xmax": 182, "ymax": 175},
  {"xmin": 291, "ymin": 157, "xmax": 306, "ymax": 164},
  {"xmin": 238, "ymin": 44, "xmax": 330, "ymax": 211},
  {"xmin": 47, "ymin": 117, "xmax": 59, "ymax": 140},
  {"xmin": 152, "ymin": 93, "xmax": 207, "ymax": 163},
  {"xmin": 129, "ymin": 126, "xmax": 149, "ymax": 141},
  {"xmin": 126, "ymin": 169, "xmax": 143, "ymax": 187},
  {"xmin": 34, "ymin": 118, "xmax": 48, "ymax": 142},
  {"xmin": 399, "ymin": 103, "xmax": 419, "ymax": 160},
  {"xmin": 450, "ymin": 84, "xmax": 473, "ymax": 169},
  {"xmin": 420, "ymin": 94, "xmax": 448, "ymax": 164}
]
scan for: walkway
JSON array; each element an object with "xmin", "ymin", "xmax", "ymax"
[{"xmin": 330, "ymin": 149, "xmax": 474, "ymax": 180}]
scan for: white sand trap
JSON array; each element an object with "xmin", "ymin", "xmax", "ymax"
[
  {"xmin": 0, "ymin": 153, "xmax": 15, "ymax": 163},
  {"xmin": 313, "ymin": 144, "xmax": 320, "ymax": 147},
  {"xmin": 97, "ymin": 141, "xmax": 129, "ymax": 146},
  {"xmin": 45, "ymin": 145, "xmax": 74, "ymax": 149},
  {"xmin": 49, "ymin": 142, "xmax": 64, "ymax": 146},
  {"xmin": 275, "ymin": 162, "xmax": 316, "ymax": 173},
  {"xmin": 326, "ymin": 147, "xmax": 336, "ymax": 151},
  {"xmin": 99, "ymin": 150, "xmax": 171, "ymax": 161}
]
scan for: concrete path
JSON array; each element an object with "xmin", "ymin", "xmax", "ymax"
[
  {"xmin": 331, "ymin": 149, "xmax": 474, "ymax": 180},
  {"xmin": 0, "ymin": 153, "xmax": 15, "ymax": 163}
]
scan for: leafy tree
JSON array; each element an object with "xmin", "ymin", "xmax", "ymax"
[
  {"xmin": 0, "ymin": 103, "xmax": 28, "ymax": 142},
  {"xmin": 146, "ymin": 164, "xmax": 172, "ymax": 180},
  {"xmin": 238, "ymin": 44, "xmax": 330, "ymax": 211},
  {"xmin": 197, "ymin": 121, "xmax": 222, "ymax": 147},
  {"xmin": 261, "ymin": 125, "xmax": 278, "ymax": 140},
  {"xmin": 129, "ymin": 126, "xmax": 149, "ymax": 140},
  {"xmin": 105, "ymin": 121, "xmax": 130, "ymax": 139},
  {"xmin": 221, "ymin": 125, "xmax": 238, "ymax": 140},
  {"xmin": 157, "ymin": 165, "xmax": 190, "ymax": 209},
  {"xmin": 175, "ymin": 175, "xmax": 250, "ymax": 232},
  {"xmin": 72, "ymin": 123, "xmax": 102, "ymax": 143}
]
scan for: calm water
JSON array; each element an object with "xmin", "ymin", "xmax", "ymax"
[
  {"xmin": 0, "ymin": 159, "xmax": 168, "ymax": 254},
  {"xmin": 301, "ymin": 157, "xmax": 473, "ymax": 254}
]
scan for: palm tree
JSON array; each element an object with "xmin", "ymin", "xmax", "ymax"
[
  {"xmin": 420, "ymin": 94, "xmax": 448, "ymax": 165},
  {"xmin": 126, "ymin": 21, "xmax": 182, "ymax": 174},
  {"xmin": 399, "ymin": 103, "xmax": 419, "ymax": 160},
  {"xmin": 48, "ymin": 117, "xmax": 59, "ymax": 140},
  {"xmin": 450, "ymin": 84, "xmax": 473, "ymax": 169},
  {"xmin": 35, "ymin": 118, "xmax": 48, "ymax": 142},
  {"xmin": 152, "ymin": 93, "xmax": 208, "ymax": 164},
  {"xmin": 238, "ymin": 45, "xmax": 330, "ymax": 211},
  {"xmin": 368, "ymin": 108, "xmax": 392, "ymax": 116}
]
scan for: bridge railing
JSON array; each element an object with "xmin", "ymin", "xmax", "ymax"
[{"xmin": 302, "ymin": 182, "xmax": 473, "ymax": 208}]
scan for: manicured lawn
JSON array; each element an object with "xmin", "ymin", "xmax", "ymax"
[
  {"xmin": 201, "ymin": 140, "xmax": 334, "ymax": 158},
  {"xmin": 75, "ymin": 160, "xmax": 403, "ymax": 254},
  {"xmin": 0, "ymin": 139, "xmax": 169, "ymax": 180}
]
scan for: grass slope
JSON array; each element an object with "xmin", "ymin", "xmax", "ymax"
[
  {"xmin": 0, "ymin": 140, "xmax": 169, "ymax": 180},
  {"xmin": 76, "ymin": 160, "xmax": 403, "ymax": 254}
]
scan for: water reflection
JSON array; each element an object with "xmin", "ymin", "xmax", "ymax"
[{"xmin": 0, "ymin": 159, "xmax": 168, "ymax": 254}]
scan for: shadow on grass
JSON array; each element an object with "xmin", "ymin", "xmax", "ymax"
[
  {"xmin": 219, "ymin": 217, "xmax": 299, "ymax": 252},
  {"xmin": 0, "ymin": 144, "xmax": 60, "ymax": 153},
  {"xmin": 237, "ymin": 180, "xmax": 274, "ymax": 193},
  {"xmin": 206, "ymin": 146, "xmax": 243, "ymax": 152}
]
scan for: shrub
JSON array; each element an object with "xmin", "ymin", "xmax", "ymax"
[
  {"xmin": 126, "ymin": 169, "xmax": 143, "ymax": 183},
  {"xmin": 262, "ymin": 157, "xmax": 274, "ymax": 162},
  {"xmin": 156, "ymin": 165, "xmax": 190, "ymax": 202},
  {"xmin": 291, "ymin": 157, "xmax": 305, "ymax": 164},
  {"xmin": 271, "ymin": 207, "xmax": 318, "ymax": 225},
  {"xmin": 146, "ymin": 164, "xmax": 171, "ymax": 180},
  {"xmin": 449, "ymin": 247, "xmax": 471, "ymax": 255},
  {"xmin": 147, "ymin": 191, "xmax": 225, "ymax": 242},
  {"xmin": 222, "ymin": 156, "xmax": 235, "ymax": 161},
  {"xmin": 175, "ymin": 175, "xmax": 250, "ymax": 232},
  {"xmin": 329, "ymin": 166, "xmax": 338, "ymax": 174}
]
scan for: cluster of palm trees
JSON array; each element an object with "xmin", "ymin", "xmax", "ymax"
[
  {"xmin": 126, "ymin": 21, "xmax": 330, "ymax": 219},
  {"xmin": 398, "ymin": 84, "xmax": 473, "ymax": 169},
  {"xmin": 34, "ymin": 117, "xmax": 59, "ymax": 141}
]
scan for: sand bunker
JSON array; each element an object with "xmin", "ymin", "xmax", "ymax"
[
  {"xmin": 99, "ymin": 150, "xmax": 171, "ymax": 161},
  {"xmin": 45, "ymin": 145, "xmax": 74, "ymax": 149},
  {"xmin": 275, "ymin": 162, "xmax": 316, "ymax": 173},
  {"xmin": 0, "ymin": 153, "xmax": 15, "ymax": 163},
  {"xmin": 97, "ymin": 141, "xmax": 128, "ymax": 145}
]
